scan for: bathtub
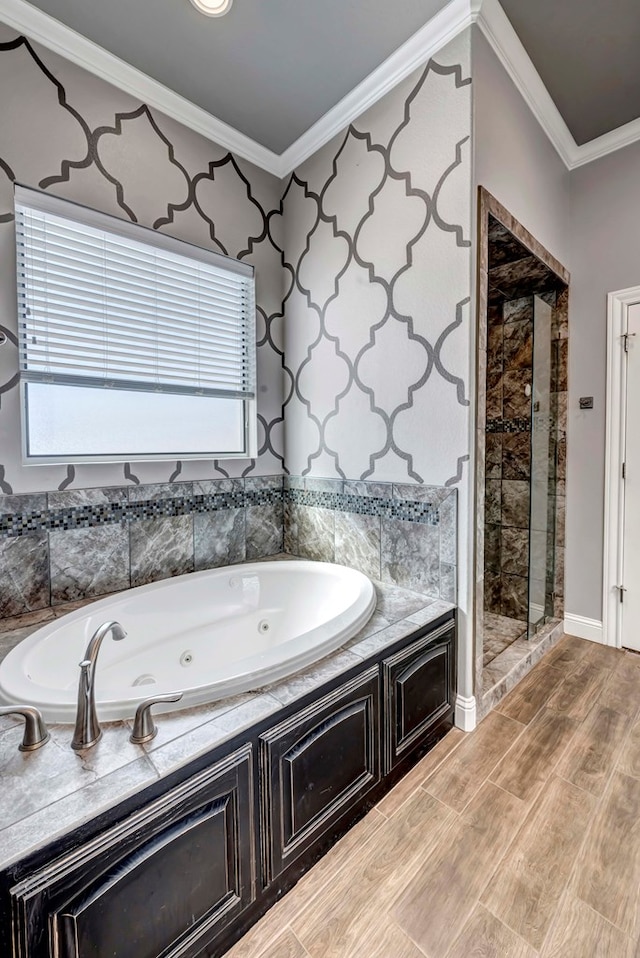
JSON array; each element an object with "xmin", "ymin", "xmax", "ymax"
[{"xmin": 0, "ymin": 561, "xmax": 376, "ymax": 724}]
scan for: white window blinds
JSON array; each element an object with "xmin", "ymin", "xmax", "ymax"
[{"xmin": 14, "ymin": 185, "xmax": 256, "ymax": 400}]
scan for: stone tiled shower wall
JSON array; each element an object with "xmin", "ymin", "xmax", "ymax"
[{"xmin": 484, "ymin": 289, "xmax": 567, "ymax": 622}]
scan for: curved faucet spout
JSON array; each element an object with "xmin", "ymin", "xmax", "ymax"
[{"xmin": 71, "ymin": 621, "xmax": 126, "ymax": 751}]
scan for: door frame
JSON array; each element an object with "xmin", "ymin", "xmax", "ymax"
[{"xmin": 603, "ymin": 284, "xmax": 640, "ymax": 649}]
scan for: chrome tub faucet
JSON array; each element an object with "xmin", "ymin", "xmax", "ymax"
[{"xmin": 71, "ymin": 621, "xmax": 126, "ymax": 751}]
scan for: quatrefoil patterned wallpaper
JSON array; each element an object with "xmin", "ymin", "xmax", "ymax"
[{"xmin": 0, "ymin": 23, "xmax": 471, "ymax": 495}]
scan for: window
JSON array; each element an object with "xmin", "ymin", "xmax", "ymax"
[{"xmin": 14, "ymin": 185, "xmax": 256, "ymax": 463}]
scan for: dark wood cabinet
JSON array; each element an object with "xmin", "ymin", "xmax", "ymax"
[
  {"xmin": 8, "ymin": 745, "xmax": 254, "ymax": 958},
  {"xmin": 383, "ymin": 619, "xmax": 455, "ymax": 772},
  {"xmin": 259, "ymin": 666, "xmax": 380, "ymax": 883},
  {"xmin": 2, "ymin": 612, "xmax": 455, "ymax": 958}
]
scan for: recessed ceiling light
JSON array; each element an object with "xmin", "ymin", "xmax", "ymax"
[{"xmin": 189, "ymin": 0, "xmax": 233, "ymax": 17}]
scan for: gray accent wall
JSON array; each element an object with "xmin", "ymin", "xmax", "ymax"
[
  {"xmin": 473, "ymin": 29, "xmax": 571, "ymax": 267},
  {"xmin": 567, "ymin": 139, "xmax": 640, "ymax": 622}
]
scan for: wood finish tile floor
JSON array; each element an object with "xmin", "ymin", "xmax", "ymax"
[{"xmin": 224, "ymin": 636, "xmax": 640, "ymax": 958}]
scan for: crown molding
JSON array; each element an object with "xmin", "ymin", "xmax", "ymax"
[
  {"xmin": 278, "ymin": 0, "xmax": 476, "ymax": 176},
  {"xmin": 475, "ymin": 0, "xmax": 579, "ymax": 169},
  {"xmin": 570, "ymin": 115, "xmax": 640, "ymax": 169},
  {"xmin": 0, "ymin": 0, "xmax": 282, "ymax": 176},
  {"xmin": 1, "ymin": 0, "xmax": 639, "ymax": 180}
]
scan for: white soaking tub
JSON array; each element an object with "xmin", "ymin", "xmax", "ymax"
[{"xmin": 0, "ymin": 561, "xmax": 376, "ymax": 723}]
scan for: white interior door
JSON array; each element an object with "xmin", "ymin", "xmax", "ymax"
[{"xmin": 622, "ymin": 302, "xmax": 640, "ymax": 650}]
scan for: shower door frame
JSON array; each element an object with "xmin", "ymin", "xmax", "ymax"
[{"xmin": 474, "ymin": 187, "xmax": 570, "ymax": 714}]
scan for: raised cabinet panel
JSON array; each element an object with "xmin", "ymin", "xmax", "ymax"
[
  {"xmin": 9, "ymin": 745, "xmax": 254, "ymax": 958},
  {"xmin": 383, "ymin": 621, "xmax": 455, "ymax": 773},
  {"xmin": 260, "ymin": 667, "xmax": 380, "ymax": 883}
]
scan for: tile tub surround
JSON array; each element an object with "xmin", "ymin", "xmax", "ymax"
[
  {"xmin": 0, "ymin": 567, "xmax": 453, "ymax": 871},
  {"xmin": 0, "ymin": 477, "xmax": 457, "ymax": 620},
  {"xmin": 476, "ymin": 188, "xmax": 569, "ymax": 715},
  {"xmin": 284, "ymin": 478, "xmax": 457, "ymax": 602},
  {"xmin": 0, "ymin": 478, "xmax": 285, "ymax": 618}
]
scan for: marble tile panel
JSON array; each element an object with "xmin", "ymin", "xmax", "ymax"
[
  {"xmin": 266, "ymin": 650, "xmax": 363, "ymax": 706},
  {"xmin": 348, "ymin": 619, "xmax": 417, "ymax": 659},
  {"xmin": 0, "ymin": 730, "xmax": 100, "ymax": 830},
  {"xmin": 0, "ymin": 533, "xmax": 50, "ymax": 618},
  {"xmin": 553, "ymin": 287, "xmax": 569, "ymax": 340},
  {"xmin": 439, "ymin": 493, "xmax": 457, "ymax": 565},
  {"xmin": 147, "ymin": 694, "xmax": 281, "ymax": 777},
  {"xmin": 502, "ymin": 432, "xmax": 531, "ymax": 480},
  {"xmin": 343, "ymin": 480, "xmax": 392, "ymax": 499},
  {"xmin": 484, "ymin": 574, "xmax": 501, "ymax": 614},
  {"xmin": 139, "ymin": 693, "xmax": 257, "ymax": 752},
  {"xmin": 501, "ymin": 528, "xmax": 529, "ymax": 577},
  {"xmin": 0, "ymin": 756, "xmax": 158, "ymax": 871},
  {"xmin": 0, "ymin": 493, "xmax": 47, "ymax": 515},
  {"xmin": 50, "ymin": 524, "xmax": 130, "ymax": 605},
  {"xmin": 283, "ymin": 476, "xmax": 305, "ymax": 490},
  {"xmin": 404, "ymin": 599, "xmax": 454, "ymax": 626},
  {"xmin": 283, "ymin": 500, "xmax": 299, "ymax": 555},
  {"xmin": 486, "ymin": 381, "xmax": 503, "ymax": 421},
  {"xmin": 334, "ymin": 512, "xmax": 381, "ymax": 578},
  {"xmin": 192, "ymin": 479, "xmax": 244, "ymax": 496},
  {"xmin": 503, "ymin": 369, "xmax": 532, "ymax": 420},
  {"xmin": 440, "ymin": 562, "xmax": 456, "ymax": 602},
  {"xmin": 244, "ymin": 476, "xmax": 283, "ymax": 492},
  {"xmin": 49, "ymin": 721, "xmax": 146, "ymax": 778},
  {"xmin": 130, "ymin": 515, "xmax": 194, "ymax": 587},
  {"xmin": 381, "ymin": 518, "xmax": 440, "ymax": 597},
  {"xmin": 503, "ymin": 297, "xmax": 532, "ymax": 324},
  {"xmin": 343, "ymin": 612, "xmax": 392, "ymax": 651},
  {"xmin": 392, "ymin": 484, "xmax": 452, "ymax": 507},
  {"xmin": 485, "ymin": 434, "xmax": 502, "ymax": 480},
  {"xmin": 128, "ymin": 482, "xmax": 194, "ymax": 502},
  {"xmin": 484, "ymin": 524, "xmax": 501, "ymax": 573},
  {"xmin": 373, "ymin": 582, "xmax": 432, "ymax": 622},
  {"xmin": 485, "ymin": 480, "xmax": 502, "ymax": 525},
  {"xmin": 552, "ymin": 339, "xmax": 568, "ymax": 392},
  {"xmin": 502, "ymin": 480, "xmax": 530, "ymax": 529},
  {"xmin": 48, "ymin": 487, "xmax": 128, "ymax": 508},
  {"xmin": 304, "ymin": 477, "xmax": 344, "ymax": 494},
  {"xmin": 245, "ymin": 503, "xmax": 283, "ymax": 559},
  {"xmin": 503, "ymin": 319, "xmax": 532, "ymax": 370},
  {"xmin": 0, "ymin": 605, "xmax": 55, "ymax": 636},
  {"xmin": 194, "ymin": 508, "xmax": 245, "ymax": 570},
  {"xmin": 555, "ymin": 546, "xmax": 565, "ymax": 599},
  {"xmin": 296, "ymin": 506, "xmax": 335, "ymax": 563},
  {"xmin": 501, "ymin": 573, "xmax": 528, "ymax": 620}
]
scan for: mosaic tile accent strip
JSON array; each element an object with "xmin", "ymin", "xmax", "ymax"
[
  {"xmin": 286, "ymin": 488, "xmax": 440, "ymax": 526},
  {"xmin": 0, "ymin": 484, "xmax": 283, "ymax": 538},
  {"xmin": 486, "ymin": 417, "xmax": 532, "ymax": 434},
  {"xmin": 0, "ymin": 477, "xmax": 450, "ymax": 538}
]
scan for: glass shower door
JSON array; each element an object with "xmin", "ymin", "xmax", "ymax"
[{"xmin": 527, "ymin": 295, "xmax": 556, "ymax": 636}]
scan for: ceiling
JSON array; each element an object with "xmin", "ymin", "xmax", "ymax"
[
  {"xmin": 21, "ymin": 0, "xmax": 450, "ymax": 154},
  {"xmin": 16, "ymin": 0, "xmax": 640, "ymax": 156},
  {"xmin": 500, "ymin": 0, "xmax": 640, "ymax": 145}
]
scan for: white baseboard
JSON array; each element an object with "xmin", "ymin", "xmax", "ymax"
[
  {"xmin": 563, "ymin": 613, "xmax": 604, "ymax": 645},
  {"xmin": 455, "ymin": 694, "xmax": 477, "ymax": 731}
]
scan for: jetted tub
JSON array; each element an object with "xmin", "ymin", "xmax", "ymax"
[{"xmin": 0, "ymin": 561, "xmax": 376, "ymax": 724}]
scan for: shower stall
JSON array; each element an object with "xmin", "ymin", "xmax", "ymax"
[{"xmin": 481, "ymin": 212, "xmax": 568, "ymax": 666}]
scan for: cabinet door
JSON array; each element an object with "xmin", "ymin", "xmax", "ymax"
[
  {"xmin": 260, "ymin": 667, "xmax": 380, "ymax": 883},
  {"xmin": 383, "ymin": 619, "xmax": 454, "ymax": 773},
  {"xmin": 9, "ymin": 745, "xmax": 254, "ymax": 958}
]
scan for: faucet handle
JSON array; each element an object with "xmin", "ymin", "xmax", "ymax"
[
  {"xmin": 130, "ymin": 693, "xmax": 183, "ymax": 745},
  {"xmin": 0, "ymin": 706, "xmax": 50, "ymax": 752}
]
